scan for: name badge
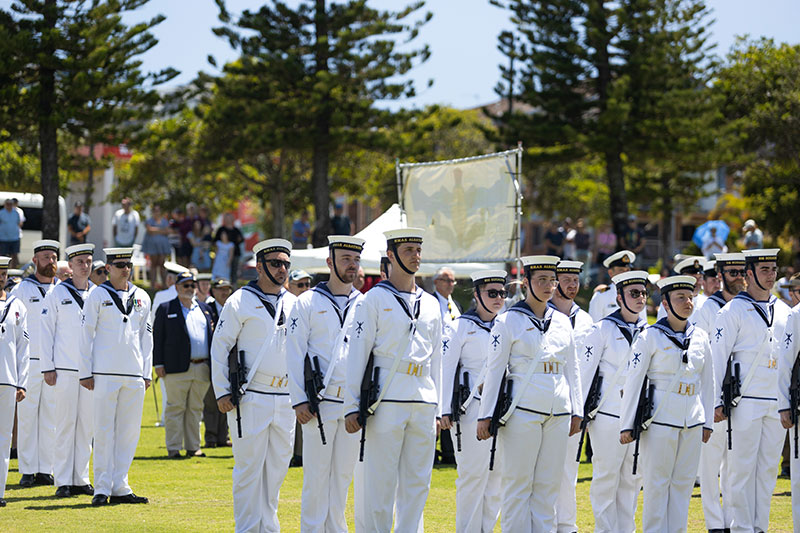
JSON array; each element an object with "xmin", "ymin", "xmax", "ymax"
[
  {"xmin": 61, "ymin": 299, "xmax": 73, "ymax": 305},
  {"xmin": 29, "ymin": 297, "xmax": 40, "ymax": 303},
  {"xmin": 102, "ymin": 301, "xmax": 113, "ymax": 307},
  {"xmin": 167, "ymin": 313, "xmax": 177, "ymax": 318}
]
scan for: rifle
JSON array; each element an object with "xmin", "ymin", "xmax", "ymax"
[
  {"xmin": 229, "ymin": 347, "xmax": 247, "ymax": 438},
  {"xmin": 358, "ymin": 352, "xmax": 380, "ymax": 462},
  {"xmin": 304, "ymin": 354, "xmax": 327, "ymax": 445},
  {"xmin": 631, "ymin": 377, "xmax": 654, "ymax": 475},
  {"xmin": 489, "ymin": 373, "xmax": 513, "ymax": 471},
  {"xmin": 450, "ymin": 362, "xmax": 471, "ymax": 452},
  {"xmin": 721, "ymin": 356, "xmax": 741, "ymax": 450},
  {"xmin": 575, "ymin": 369, "xmax": 603, "ymax": 462},
  {"xmin": 790, "ymin": 354, "xmax": 800, "ymax": 459}
]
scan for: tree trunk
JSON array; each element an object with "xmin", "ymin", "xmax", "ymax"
[
  {"xmin": 84, "ymin": 142, "xmax": 96, "ymax": 213},
  {"xmin": 39, "ymin": 0, "xmax": 60, "ymax": 241},
  {"xmin": 605, "ymin": 149, "xmax": 629, "ymax": 241},
  {"xmin": 660, "ymin": 173, "xmax": 673, "ymax": 266},
  {"xmin": 311, "ymin": 0, "xmax": 331, "ymax": 247},
  {"xmin": 269, "ymin": 172, "xmax": 286, "ymax": 239}
]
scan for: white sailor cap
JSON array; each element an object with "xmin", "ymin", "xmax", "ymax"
[
  {"xmin": 556, "ymin": 260, "xmax": 583, "ymax": 275},
  {"xmin": 656, "ymin": 275, "xmax": 697, "ymax": 293},
  {"xmin": 471, "ymin": 270, "xmax": 507, "ymax": 286},
  {"xmin": 603, "ymin": 250, "xmax": 635, "ymax": 269},
  {"xmin": 0, "ymin": 256, "xmax": 10, "ymax": 269},
  {"xmin": 521, "ymin": 255, "xmax": 560, "ymax": 272},
  {"xmin": 103, "ymin": 247, "xmax": 134, "ymax": 262},
  {"xmin": 92, "ymin": 260, "xmax": 106, "ymax": 271},
  {"xmin": 743, "ymin": 248, "xmax": 780, "ymax": 263},
  {"xmin": 714, "ymin": 252, "xmax": 745, "ymax": 268},
  {"xmin": 327, "ymin": 235, "xmax": 366, "ymax": 252},
  {"xmin": 164, "ymin": 261, "xmax": 188, "ymax": 275},
  {"xmin": 7, "ymin": 268, "xmax": 23, "ymax": 277},
  {"xmin": 65, "ymin": 243, "xmax": 94, "ymax": 259},
  {"xmin": 612, "ymin": 270, "xmax": 649, "ymax": 288},
  {"xmin": 674, "ymin": 256, "xmax": 705, "ymax": 275},
  {"xmin": 703, "ymin": 260, "xmax": 717, "ymax": 276},
  {"xmin": 253, "ymin": 238, "xmax": 292, "ymax": 258},
  {"xmin": 384, "ymin": 227, "xmax": 425, "ymax": 245},
  {"xmin": 33, "ymin": 239, "xmax": 60, "ymax": 254},
  {"xmin": 196, "ymin": 272, "xmax": 213, "ymax": 281}
]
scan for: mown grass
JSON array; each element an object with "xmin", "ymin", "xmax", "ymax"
[{"xmin": 1, "ymin": 384, "xmax": 793, "ymax": 531}]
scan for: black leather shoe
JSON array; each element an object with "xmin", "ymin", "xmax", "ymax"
[
  {"xmin": 91, "ymin": 494, "xmax": 109, "ymax": 506},
  {"xmin": 0, "ymin": 498, "xmax": 6, "ymax": 507},
  {"xmin": 55, "ymin": 486, "xmax": 72, "ymax": 498},
  {"xmin": 71, "ymin": 484, "xmax": 94, "ymax": 496},
  {"xmin": 35, "ymin": 473, "xmax": 54, "ymax": 485},
  {"xmin": 19, "ymin": 474, "xmax": 35, "ymax": 488},
  {"xmin": 186, "ymin": 449, "xmax": 206, "ymax": 458},
  {"xmin": 110, "ymin": 493, "xmax": 148, "ymax": 504}
]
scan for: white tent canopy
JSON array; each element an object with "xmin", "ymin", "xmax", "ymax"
[{"xmin": 290, "ymin": 204, "xmax": 504, "ymax": 277}]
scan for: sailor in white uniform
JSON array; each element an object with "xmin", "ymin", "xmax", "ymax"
[
  {"xmin": 701, "ymin": 259, "xmax": 721, "ymax": 298},
  {"xmin": 579, "ymin": 270, "xmax": 649, "ymax": 533},
  {"xmin": 80, "ymin": 247, "xmax": 152, "ymax": 506},
  {"xmin": 440, "ymin": 270, "xmax": 507, "ymax": 533},
  {"xmin": 14, "ymin": 239, "xmax": 59, "ymax": 487},
  {"xmin": 477, "ymin": 255, "xmax": 583, "ymax": 533},
  {"xmin": 588, "ymin": 250, "xmax": 647, "ymax": 322},
  {"xmin": 0, "ymin": 256, "xmax": 29, "ymax": 507},
  {"xmin": 656, "ymin": 256, "xmax": 707, "ymax": 325},
  {"xmin": 620, "ymin": 275, "xmax": 715, "ymax": 532},
  {"xmin": 40, "ymin": 243, "xmax": 96, "ymax": 498},
  {"xmin": 344, "ymin": 228, "xmax": 442, "ymax": 533},
  {"xmin": 778, "ymin": 278, "xmax": 800, "ymax": 533},
  {"xmin": 696, "ymin": 252, "xmax": 746, "ymax": 533},
  {"xmin": 551, "ymin": 260, "xmax": 594, "ymax": 533},
  {"xmin": 286, "ymin": 235, "xmax": 365, "ymax": 533},
  {"xmin": 712, "ymin": 249, "xmax": 791, "ymax": 533},
  {"xmin": 211, "ymin": 239, "xmax": 297, "ymax": 533}
]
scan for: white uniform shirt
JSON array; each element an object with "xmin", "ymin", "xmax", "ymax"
[
  {"xmin": 588, "ymin": 283, "xmax": 647, "ymax": 323},
  {"xmin": 344, "ymin": 281, "xmax": 443, "ymax": 418},
  {"xmin": 150, "ymin": 285, "xmax": 177, "ymax": 322},
  {"xmin": 621, "ymin": 321, "xmax": 715, "ymax": 431},
  {"xmin": 580, "ymin": 311, "xmax": 647, "ymax": 418},
  {"xmin": 79, "ymin": 282, "xmax": 153, "ymax": 380},
  {"xmin": 779, "ymin": 303, "xmax": 800, "ymax": 412},
  {"xmin": 12, "ymin": 276, "xmax": 57, "ymax": 359},
  {"xmin": 693, "ymin": 291, "xmax": 727, "ymax": 335},
  {"xmin": 0, "ymin": 295, "xmax": 29, "ymax": 389},
  {"xmin": 40, "ymin": 279, "xmax": 94, "ymax": 372},
  {"xmin": 441, "ymin": 311, "xmax": 493, "ymax": 422},
  {"xmin": 286, "ymin": 282, "xmax": 361, "ymax": 408},
  {"xmin": 548, "ymin": 301, "xmax": 594, "ymax": 348},
  {"xmin": 211, "ymin": 283, "xmax": 296, "ymax": 400},
  {"xmin": 479, "ymin": 302, "xmax": 582, "ymax": 420}
]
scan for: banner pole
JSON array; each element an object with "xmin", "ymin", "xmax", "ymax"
[
  {"xmin": 516, "ymin": 142, "xmax": 523, "ymax": 288},
  {"xmin": 395, "ymin": 158, "xmax": 404, "ymax": 222}
]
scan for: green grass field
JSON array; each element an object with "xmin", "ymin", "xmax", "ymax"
[{"xmin": 1, "ymin": 384, "xmax": 794, "ymax": 531}]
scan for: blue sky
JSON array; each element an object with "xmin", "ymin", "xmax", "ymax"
[{"xmin": 4, "ymin": 0, "xmax": 799, "ymax": 109}]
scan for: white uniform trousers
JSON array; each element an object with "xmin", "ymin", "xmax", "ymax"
[
  {"xmin": 555, "ymin": 431, "xmax": 581, "ymax": 533},
  {"xmin": 587, "ymin": 414, "xmax": 641, "ymax": 533},
  {"xmin": 700, "ymin": 420, "xmax": 732, "ymax": 531},
  {"xmin": 17, "ymin": 358, "xmax": 55, "ymax": 475},
  {"xmin": 728, "ymin": 407, "xmax": 784, "ymax": 533},
  {"xmin": 790, "ymin": 432, "xmax": 800, "ymax": 533},
  {"xmin": 362, "ymin": 401, "xmax": 436, "ymax": 533},
  {"xmin": 499, "ymin": 411, "xmax": 570, "ymax": 533},
  {"xmin": 453, "ymin": 415, "xmax": 501, "ymax": 533},
  {"xmin": 229, "ymin": 395, "xmax": 294, "ymax": 533},
  {"xmin": 163, "ymin": 363, "xmax": 209, "ymax": 453},
  {"xmin": 0, "ymin": 386, "xmax": 16, "ymax": 498},
  {"xmin": 640, "ymin": 424, "xmax": 702, "ymax": 533},
  {"xmin": 93, "ymin": 375, "xmax": 145, "ymax": 496},
  {"xmin": 53, "ymin": 372, "xmax": 93, "ymax": 487},
  {"xmin": 300, "ymin": 404, "xmax": 359, "ymax": 533}
]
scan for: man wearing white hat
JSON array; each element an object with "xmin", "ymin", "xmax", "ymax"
[
  {"xmin": 440, "ymin": 270, "xmax": 507, "ymax": 533},
  {"xmin": 40, "ymin": 243, "xmax": 96, "ymax": 498},
  {"xmin": 588, "ymin": 250, "xmax": 647, "ymax": 323},
  {"xmin": 477, "ymin": 255, "xmax": 583, "ymax": 532},
  {"xmin": 778, "ymin": 277, "xmax": 800, "ymax": 532},
  {"xmin": 620, "ymin": 275, "xmax": 714, "ymax": 532},
  {"xmin": 0, "ymin": 256, "xmax": 29, "ymax": 507},
  {"xmin": 550, "ymin": 260, "xmax": 594, "ymax": 533},
  {"xmin": 286, "ymin": 235, "xmax": 365, "ymax": 532},
  {"xmin": 211, "ymin": 238, "xmax": 297, "ymax": 533},
  {"xmin": 712, "ymin": 249, "xmax": 791, "ymax": 532},
  {"xmin": 344, "ymin": 228, "xmax": 442, "ymax": 532},
  {"xmin": 656, "ymin": 256, "xmax": 707, "ymax": 324},
  {"xmin": 14, "ymin": 239, "xmax": 59, "ymax": 487},
  {"xmin": 576, "ymin": 270, "xmax": 649, "ymax": 532},
  {"xmin": 695, "ymin": 253, "xmax": 746, "ymax": 532},
  {"xmin": 701, "ymin": 260, "xmax": 721, "ymax": 297},
  {"xmin": 80, "ymin": 247, "xmax": 152, "ymax": 506}
]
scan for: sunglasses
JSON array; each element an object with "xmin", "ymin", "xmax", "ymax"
[
  {"xmin": 267, "ymin": 259, "xmax": 291, "ymax": 270},
  {"xmin": 94, "ymin": 268, "xmax": 108, "ymax": 275},
  {"xmin": 111, "ymin": 262, "xmax": 133, "ymax": 269},
  {"xmin": 294, "ymin": 281, "xmax": 310, "ymax": 289},
  {"xmin": 627, "ymin": 289, "xmax": 648, "ymax": 299},
  {"xmin": 179, "ymin": 282, "xmax": 197, "ymax": 289},
  {"xmin": 484, "ymin": 289, "xmax": 507, "ymax": 299},
  {"xmin": 723, "ymin": 269, "xmax": 746, "ymax": 278}
]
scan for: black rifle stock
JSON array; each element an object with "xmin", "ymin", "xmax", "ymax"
[
  {"xmin": 304, "ymin": 354, "xmax": 327, "ymax": 445},
  {"xmin": 228, "ymin": 347, "xmax": 247, "ymax": 438},
  {"xmin": 631, "ymin": 378, "xmax": 654, "ymax": 475},
  {"xmin": 451, "ymin": 362, "xmax": 471, "ymax": 452},
  {"xmin": 358, "ymin": 353, "xmax": 379, "ymax": 462},
  {"xmin": 576, "ymin": 370, "xmax": 603, "ymax": 462},
  {"xmin": 489, "ymin": 373, "xmax": 513, "ymax": 471},
  {"xmin": 721, "ymin": 356, "xmax": 741, "ymax": 450},
  {"xmin": 790, "ymin": 354, "xmax": 800, "ymax": 459}
]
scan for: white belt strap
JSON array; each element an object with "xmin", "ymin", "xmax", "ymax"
[
  {"xmin": 735, "ymin": 343, "xmax": 772, "ymax": 405},
  {"xmin": 499, "ymin": 355, "xmax": 543, "ymax": 425},
  {"xmin": 643, "ymin": 367, "xmax": 684, "ymax": 429},
  {"xmin": 589, "ymin": 359, "xmax": 627, "ymax": 419},
  {"xmin": 243, "ymin": 299, "xmax": 285, "ymax": 393},
  {"xmin": 460, "ymin": 363, "xmax": 488, "ymax": 413},
  {"xmin": 320, "ymin": 326, "xmax": 348, "ymax": 396},
  {"xmin": 368, "ymin": 323, "xmax": 416, "ymax": 414}
]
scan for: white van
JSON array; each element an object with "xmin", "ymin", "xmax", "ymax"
[{"xmin": 0, "ymin": 192, "xmax": 67, "ymax": 262}]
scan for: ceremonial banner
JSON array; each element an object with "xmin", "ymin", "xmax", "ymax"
[{"xmin": 399, "ymin": 148, "xmax": 522, "ymax": 262}]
